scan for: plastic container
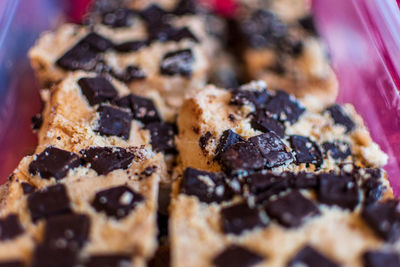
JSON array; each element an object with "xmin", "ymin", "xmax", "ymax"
[{"xmin": 0, "ymin": 0, "xmax": 399, "ymax": 195}]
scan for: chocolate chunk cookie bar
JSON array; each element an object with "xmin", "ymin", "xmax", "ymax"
[
  {"xmin": 170, "ymin": 81, "xmax": 393, "ymax": 266},
  {"xmin": 232, "ymin": 5, "xmax": 338, "ymax": 104},
  {"xmin": 29, "ymin": 0, "xmax": 222, "ymax": 117}
]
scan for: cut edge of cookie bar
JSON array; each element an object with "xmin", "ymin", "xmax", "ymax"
[
  {"xmin": 0, "ymin": 145, "xmax": 163, "ymax": 266},
  {"xmin": 170, "ymin": 81, "xmax": 395, "ymax": 267}
]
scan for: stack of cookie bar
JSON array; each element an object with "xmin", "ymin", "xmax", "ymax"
[{"xmin": 0, "ymin": 0, "xmax": 397, "ymax": 266}]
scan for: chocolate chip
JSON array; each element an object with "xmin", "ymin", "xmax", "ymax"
[
  {"xmin": 95, "ymin": 105, "xmax": 132, "ymax": 140},
  {"xmin": 92, "ymin": 185, "xmax": 144, "ymax": 219},
  {"xmin": 299, "ymin": 15, "xmax": 318, "ymax": 35},
  {"xmin": 146, "ymin": 122, "xmax": 177, "ymax": 154},
  {"xmin": 240, "ymin": 9, "xmax": 287, "ymax": 49},
  {"xmin": 29, "ymin": 147, "xmax": 81, "ymax": 180},
  {"xmin": 140, "ymin": 4, "xmax": 168, "ymax": 26},
  {"xmin": 214, "ymin": 130, "xmax": 246, "ymax": 161},
  {"xmin": 111, "ymin": 65, "xmax": 146, "ymax": 82},
  {"xmin": 221, "ymin": 202, "xmax": 268, "ymax": 235},
  {"xmin": 21, "ymin": 182, "xmax": 36, "ymax": 194},
  {"xmin": 85, "ymin": 254, "xmax": 131, "ymax": 267},
  {"xmin": 199, "ymin": 131, "xmax": 212, "ymax": 154},
  {"xmin": 141, "ymin": 166, "xmax": 157, "ymax": 178},
  {"xmin": 219, "ymin": 141, "xmax": 266, "ymax": 173},
  {"xmin": 31, "ymin": 113, "xmax": 43, "ymax": 131},
  {"xmin": 114, "ymin": 40, "xmax": 148, "ymax": 52},
  {"xmin": 127, "ymin": 94, "xmax": 161, "ymax": 124},
  {"xmin": 0, "ymin": 214, "xmax": 24, "ymax": 240},
  {"xmin": 251, "ymin": 109, "xmax": 285, "ymax": 138},
  {"xmin": 361, "ymin": 169, "xmax": 386, "ymax": 205},
  {"xmin": 173, "ymin": 0, "xmax": 198, "ymax": 15},
  {"xmin": 213, "ymin": 245, "xmax": 264, "ymax": 267},
  {"xmin": 43, "ymin": 213, "xmax": 90, "ymax": 250},
  {"xmin": 80, "ymin": 147, "xmax": 136, "ymax": 175},
  {"xmin": 289, "ymin": 172, "xmax": 318, "ymax": 190},
  {"xmin": 326, "ymin": 105, "xmax": 355, "ymax": 133},
  {"xmin": 289, "ymin": 135, "xmax": 322, "ymax": 167},
  {"xmin": 288, "ymin": 246, "xmax": 339, "ymax": 267},
  {"xmin": 245, "ymin": 172, "xmax": 289, "ymax": 203},
  {"xmin": 180, "ymin": 168, "xmax": 232, "ymax": 204},
  {"xmin": 230, "ymin": 89, "xmax": 270, "ymax": 108},
  {"xmin": 317, "ymin": 173, "xmax": 359, "ymax": 210},
  {"xmin": 362, "ymin": 200, "xmax": 400, "ymax": 242},
  {"xmin": 32, "ymin": 246, "xmax": 78, "ymax": 267},
  {"xmin": 56, "ymin": 33, "xmax": 113, "ymax": 71},
  {"xmin": 167, "ymin": 27, "xmax": 199, "ymax": 42},
  {"xmin": 265, "ymin": 191, "xmax": 319, "ymax": 228},
  {"xmin": 0, "ymin": 261, "xmax": 24, "ymax": 267},
  {"xmin": 102, "ymin": 8, "xmax": 134, "ymax": 28},
  {"xmin": 264, "ymin": 91, "xmax": 305, "ymax": 124},
  {"xmin": 160, "ymin": 49, "xmax": 194, "ymax": 77},
  {"xmin": 249, "ymin": 132, "xmax": 294, "ymax": 168},
  {"xmin": 363, "ymin": 251, "xmax": 400, "ymax": 267},
  {"xmin": 322, "ymin": 141, "xmax": 351, "ymax": 160},
  {"xmin": 78, "ymin": 77, "xmax": 118, "ymax": 106},
  {"xmin": 28, "ymin": 184, "xmax": 71, "ymax": 222}
]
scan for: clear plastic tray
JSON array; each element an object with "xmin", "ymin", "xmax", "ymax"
[{"xmin": 0, "ymin": 0, "xmax": 399, "ymax": 194}]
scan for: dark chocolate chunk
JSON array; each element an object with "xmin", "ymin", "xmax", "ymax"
[
  {"xmin": 322, "ymin": 141, "xmax": 352, "ymax": 160},
  {"xmin": 146, "ymin": 122, "xmax": 177, "ymax": 154},
  {"xmin": 102, "ymin": 8, "xmax": 134, "ymax": 28},
  {"xmin": 78, "ymin": 76, "xmax": 118, "ymax": 106},
  {"xmin": 199, "ymin": 131, "xmax": 213, "ymax": 153},
  {"xmin": 214, "ymin": 130, "xmax": 246, "ymax": 161},
  {"xmin": 56, "ymin": 33, "xmax": 113, "ymax": 71},
  {"xmin": 363, "ymin": 251, "xmax": 400, "ymax": 267},
  {"xmin": 264, "ymin": 90, "xmax": 305, "ymax": 124},
  {"xmin": 167, "ymin": 27, "xmax": 199, "ymax": 42},
  {"xmin": 92, "ymin": 185, "xmax": 144, "ymax": 219},
  {"xmin": 219, "ymin": 141, "xmax": 266, "ymax": 173},
  {"xmin": 240, "ymin": 9, "xmax": 288, "ymax": 48},
  {"xmin": 289, "ymin": 135, "xmax": 323, "ymax": 166},
  {"xmin": 249, "ymin": 132, "xmax": 294, "ymax": 168},
  {"xmin": 361, "ymin": 168, "xmax": 386, "ymax": 205},
  {"xmin": 318, "ymin": 173, "xmax": 359, "ymax": 210},
  {"xmin": 29, "ymin": 147, "xmax": 81, "ymax": 180},
  {"xmin": 21, "ymin": 182, "xmax": 36, "ymax": 194},
  {"xmin": 95, "ymin": 105, "xmax": 132, "ymax": 140},
  {"xmin": 180, "ymin": 168, "xmax": 232, "ymax": 204},
  {"xmin": 114, "ymin": 40, "xmax": 148, "ymax": 52},
  {"xmin": 213, "ymin": 245, "xmax": 264, "ymax": 267},
  {"xmin": 245, "ymin": 172, "xmax": 289, "ymax": 203},
  {"xmin": 28, "ymin": 184, "xmax": 71, "ymax": 222},
  {"xmin": 160, "ymin": 49, "xmax": 194, "ymax": 77},
  {"xmin": 111, "ymin": 65, "xmax": 146, "ymax": 82},
  {"xmin": 230, "ymin": 88, "xmax": 270, "ymax": 108},
  {"xmin": 289, "ymin": 172, "xmax": 318, "ymax": 190},
  {"xmin": 173, "ymin": 0, "xmax": 198, "ymax": 15},
  {"xmin": 43, "ymin": 213, "xmax": 90, "ymax": 250},
  {"xmin": 32, "ymin": 245, "xmax": 78, "ymax": 267},
  {"xmin": 85, "ymin": 254, "xmax": 131, "ymax": 267},
  {"xmin": 299, "ymin": 15, "xmax": 318, "ymax": 35},
  {"xmin": 0, "ymin": 214, "xmax": 24, "ymax": 240},
  {"xmin": 362, "ymin": 200, "xmax": 400, "ymax": 242},
  {"xmin": 265, "ymin": 191, "xmax": 319, "ymax": 228},
  {"xmin": 128, "ymin": 94, "xmax": 161, "ymax": 124},
  {"xmin": 288, "ymin": 246, "xmax": 339, "ymax": 267},
  {"xmin": 326, "ymin": 105, "xmax": 355, "ymax": 133},
  {"xmin": 251, "ymin": 109, "xmax": 285, "ymax": 138},
  {"xmin": 31, "ymin": 113, "xmax": 43, "ymax": 131},
  {"xmin": 0, "ymin": 261, "xmax": 24, "ymax": 267},
  {"xmin": 221, "ymin": 202, "xmax": 268, "ymax": 235},
  {"xmin": 80, "ymin": 147, "xmax": 135, "ymax": 175},
  {"xmin": 140, "ymin": 4, "xmax": 168, "ymax": 26}
]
